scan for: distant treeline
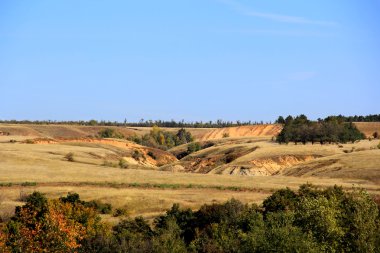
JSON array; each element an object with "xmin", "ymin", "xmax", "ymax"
[
  {"xmin": 0, "ymin": 119, "xmax": 270, "ymax": 128},
  {"xmin": 276, "ymin": 115, "xmax": 366, "ymax": 144},
  {"xmin": 275, "ymin": 114, "xmax": 380, "ymax": 124},
  {"xmin": 1, "ymin": 114, "xmax": 378, "ymax": 128},
  {"xmin": 324, "ymin": 114, "xmax": 380, "ymax": 122}
]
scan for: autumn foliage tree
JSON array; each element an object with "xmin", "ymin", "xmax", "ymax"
[{"xmin": 2, "ymin": 192, "xmax": 103, "ymax": 252}]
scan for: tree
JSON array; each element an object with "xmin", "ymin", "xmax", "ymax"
[
  {"xmin": 276, "ymin": 116, "xmax": 285, "ymax": 124},
  {"xmin": 262, "ymin": 188, "xmax": 298, "ymax": 214}
]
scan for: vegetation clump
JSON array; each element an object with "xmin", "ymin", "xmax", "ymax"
[
  {"xmin": 113, "ymin": 208, "xmax": 129, "ymax": 217},
  {"xmin": 98, "ymin": 128, "xmax": 124, "ymax": 139},
  {"xmin": 176, "ymin": 142, "xmax": 215, "ymax": 159},
  {"xmin": 276, "ymin": 115, "xmax": 365, "ymax": 144},
  {"xmin": 64, "ymin": 152, "xmax": 75, "ymax": 162},
  {"xmin": 128, "ymin": 126, "xmax": 194, "ymax": 150},
  {"xmin": 118, "ymin": 159, "xmax": 128, "ymax": 169},
  {"xmin": 1, "ymin": 185, "xmax": 379, "ymax": 252},
  {"xmin": 222, "ymin": 132, "xmax": 230, "ymax": 138}
]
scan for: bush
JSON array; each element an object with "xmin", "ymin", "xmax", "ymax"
[
  {"xmin": 373, "ymin": 132, "xmax": 379, "ymax": 139},
  {"xmin": 20, "ymin": 182, "xmax": 37, "ymax": 187},
  {"xmin": 187, "ymin": 142, "xmax": 201, "ymax": 154},
  {"xmin": 25, "ymin": 139, "xmax": 35, "ymax": 144},
  {"xmin": 0, "ymin": 183, "xmax": 13, "ymax": 187},
  {"xmin": 128, "ymin": 126, "xmax": 194, "ymax": 150},
  {"xmin": 113, "ymin": 208, "xmax": 129, "ymax": 217},
  {"xmin": 64, "ymin": 152, "xmax": 75, "ymax": 162},
  {"xmin": 119, "ymin": 159, "xmax": 128, "ymax": 169},
  {"xmin": 60, "ymin": 192, "xmax": 113, "ymax": 214},
  {"xmin": 222, "ymin": 133, "xmax": 230, "ymax": 138},
  {"xmin": 85, "ymin": 200, "xmax": 113, "ymax": 214},
  {"xmin": 132, "ymin": 150, "xmax": 143, "ymax": 160},
  {"xmin": 98, "ymin": 128, "xmax": 124, "ymax": 139}
]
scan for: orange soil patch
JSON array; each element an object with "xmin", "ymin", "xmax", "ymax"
[
  {"xmin": 248, "ymin": 155, "xmax": 319, "ymax": 176},
  {"xmin": 200, "ymin": 125, "xmax": 282, "ymax": 141}
]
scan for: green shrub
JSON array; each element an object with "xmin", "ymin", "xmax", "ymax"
[
  {"xmin": 20, "ymin": 182, "xmax": 37, "ymax": 187},
  {"xmin": 0, "ymin": 182, "xmax": 13, "ymax": 187},
  {"xmin": 60, "ymin": 192, "xmax": 112, "ymax": 214},
  {"xmin": 98, "ymin": 128, "xmax": 124, "ymax": 139},
  {"xmin": 85, "ymin": 200, "xmax": 112, "ymax": 214},
  {"xmin": 128, "ymin": 126, "xmax": 194, "ymax": 150},
  {"xmin": 187, "ymin": 142, "xmax": 201, "ymax": 154}
]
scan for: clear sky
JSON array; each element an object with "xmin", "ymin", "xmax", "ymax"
[{"xmin": 1, "ymin": 0, "xmax": 379, "ymax": 122}]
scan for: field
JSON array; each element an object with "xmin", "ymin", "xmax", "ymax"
[{"xmin": 1, "ymin": 123, "xmax": 380, "ymax": 222}]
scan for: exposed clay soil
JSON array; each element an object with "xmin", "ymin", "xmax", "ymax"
[{"xmin": 199, "ymin": 125, "xmax": 282, "ymax": 141}]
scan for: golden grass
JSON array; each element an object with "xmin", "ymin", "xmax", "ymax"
[
  {"xmin": 354, "ymin": 122, "xmax": 380, "ymax": 137},
  {"xmin": 0, "ymin": 124, "xmax": 215, "ymax": 140}
]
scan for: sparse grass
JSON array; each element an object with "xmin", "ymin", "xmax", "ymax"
[{"xmin": 103, "ymin": 160, "xmax": 118, "ymax": 168}]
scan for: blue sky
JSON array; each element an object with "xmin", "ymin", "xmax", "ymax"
[{"xmin": 1, "ymin": 0, "xmax": 379, "ymax": 122}]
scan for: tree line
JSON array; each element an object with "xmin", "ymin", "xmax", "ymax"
[
  {"xmin": 276, "ymin": 115, "xmax": 366, "ymax": 144},
  {"xmin": 1, "ymin": 114, "xmax": 379, "ymax": 128},
  {"xmin": 1, "ymin": 184, "xmax": 379, "ymax": 252},
  {"xmin": 324, "ymin": 114, "xmax": 380, "ymax": 122},
  {"xmin": 0, "ymin": 119, "xmax": 270, "ymax": 128}
]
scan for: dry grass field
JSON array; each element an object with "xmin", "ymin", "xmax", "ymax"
[
  {"xmin": 1, "ymin": 123, "xmax": 380, "ymax": 223},
  {"xmin": 0, "ymin": 124, "xmax": 214, "ymax": 140}
]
